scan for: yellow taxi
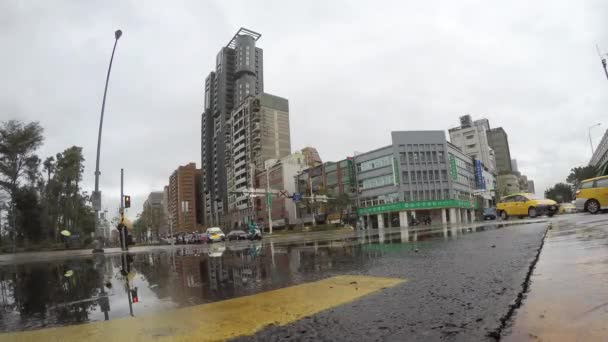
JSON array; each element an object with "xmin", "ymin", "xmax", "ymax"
[
  {"xmin": 575, "ymin": 175, "xmax": 608, "ymax": 214},
  {"xmin": 496, "ymin": 193, "xmax": 559, "ymax": 219}
]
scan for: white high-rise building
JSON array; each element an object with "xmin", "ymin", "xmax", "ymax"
[{"xmin": 448, "ymin": 115, "xmax": 496, "ymax": 173}]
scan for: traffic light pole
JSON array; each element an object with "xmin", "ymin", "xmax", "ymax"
[{"xmin": 120, "ymin": 168, "xmax": 128, "ymax": 251}]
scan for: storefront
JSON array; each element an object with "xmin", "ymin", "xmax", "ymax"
[{"xmin": 357, "ymin": 199, "xmax": 477, "ymax": 228}]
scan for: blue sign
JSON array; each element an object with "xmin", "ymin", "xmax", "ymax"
[
  {"xmin": 292, "ymin": 192, "xmax": 302, "ymax": 202},
  {"xmin": 474, "ymin": 159, "xmax": 485, "ymax": 189}
]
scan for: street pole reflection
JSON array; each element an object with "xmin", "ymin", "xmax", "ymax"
[{"xmin": 120, "ymin": 253, "xmax": 134, "ymax": 317}]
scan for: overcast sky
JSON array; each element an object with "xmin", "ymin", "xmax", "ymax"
[{"xmin": 3, "ymin": 0, "xmax": 608, "ymax": 219}]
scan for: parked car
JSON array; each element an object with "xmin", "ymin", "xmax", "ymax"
[
  {"xmin": 206, "ymin": 227, "xmax": 226, "ymax": 243},
  {"xmin": 248, "ymin": 227, "xmax": 262, "ymax": 240},
  {"xmin": 496, "ymin": 193, "xmax": 559, "ymax": 219},
  {"xmin": 483, "ymin": 207, "xmax": 497, "ymax": 220},
  {"xmin": 575, "ymin": 175, "xmax": 608, "ymax": 214},
  {"xmin": 227, "ymin": 230, "xmax": 248, "ymax": 241}
]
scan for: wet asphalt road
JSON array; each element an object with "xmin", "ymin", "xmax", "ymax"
[
  {"xmin": 235, "ymin": 223, "xmax": 549, "ymax": 342},
  {"xmin": 0, "ymin": 218, "xmax": 557, "ymax": 341}
]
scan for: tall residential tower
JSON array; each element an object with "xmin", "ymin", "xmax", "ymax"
[{"xmin": 201, "ymin": 28, "xmax": 264, "ymax": 227}]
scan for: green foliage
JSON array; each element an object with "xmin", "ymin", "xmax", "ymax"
[
  {"xmin": 0, "ymin": 120, "xmax": 43, "ymax": 194},
  {"xmin": 545, "ymin": 183, "xmax": 574, "ymax": 203},
  {"xmin": 0, "ymin": 120, "xmax": 94, "ymax": 248},
  {"xmin": 566, "ymin": 165, "xmax": 597, "ymax": 188},
  {"xmin": 14, "ymin": 186, "xmax": 44, "ymax": 242}
]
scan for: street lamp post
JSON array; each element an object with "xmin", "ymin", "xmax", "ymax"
[
  {"xmin": 589, "ymin": 123, "xmax": 602, "ymax": 156},
  {"xmin": 93, "ymin": 29, "xmax": 123, "ymax": 252}
]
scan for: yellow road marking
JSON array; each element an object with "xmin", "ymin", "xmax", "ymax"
[{"xmin": 1, "ymin": 275, "xmax": 404, "ymax": 342}]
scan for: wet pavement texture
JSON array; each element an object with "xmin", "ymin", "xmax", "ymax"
[
  {"xmin": 504, "ymin": 214, "xmax": 608, "ymax": 341},
  {"xmin": 0, "ymin": 220, "xmax": 549, "ymax": 340},
  {"xmin": 236, "ymin": 222, "xmax": 549, "ymax": 342}
]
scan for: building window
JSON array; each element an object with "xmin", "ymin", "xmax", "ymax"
[
  {"xmin": 402, "ymin": 171, "xmax": 409, "ymax": 182},
  {"xmin": 434, "ymin": 170, "xmax": 440, "ymax": 181},
  {"xmin": 428, "ymin": 171, "xmax": 434, "ymax": 181},
  {"xmin": 420, "ymin": 152, "xmax": 426, "ymax": 162},
  {"xmin": 422, "ymin": 171, "xmax": 427, "ymax": 181},
  {"xmin": 438, "ymin": 151, "xmax": 445, "ymax": 161},
  {"xmin": 400, "ymin": 152, "xmax": 407, "ymax": 163},
  {"xmin": 411, "ymin": 171, "xmax": 417, "ymax": 182},
  {"xmin": 432, "ymin": 151, "xmax": 437, "ymax": 162},
  {"xmin": 413, "ymin": 152, "xmax": 419, "ymax": 163},
  {"xmin": 404, "ymin": 192, "xmax": 410, "ymax": 202},
  {"xmin": 443, "ymin": 189, "xmax": 450, "ymax": 199},
  {"xmin": 441, "ymin": 170, "xmax": 448, "ymax": 180},
  {"xmin": 466, "ymin": 135, "xmax": 474, "ymax": 140},
  {"xmin": 417, "ymin": 171, "xmax": 422, "ymax": 182},
  {"xmin": 360, "ymin": 174, "xmax": 393, "ymax": 190},
  {"xmin": 359, "ymin": 155, "xmax": 391, "ymax": 172},
  {"xmin": 412, "ymin": 191, "xmax": 418, "ymax": 201},
  {"xmin": 466, "ymin": 144, "xmax": 476, "ymax": 149}
]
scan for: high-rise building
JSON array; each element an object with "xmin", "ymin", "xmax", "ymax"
[
  {"xmin": 448, "ymin": 115, "xmax": 496, "ymax": 172},
  {"xmin": 201, "ymin": 28, "xmax": 264, "ymax": 227},
  {"xmin": 168, "ymin": 163, "xmax": 202, "ymax": 233},
  {"xmin": 142, "ymin": 191, "xmax": 166, "ymax": 238},
  {"xmin": 527, "ymin": 180, "xmax": 536, "ymax": 194},
  {"xmin": 225, "ymin": 93, "xmax": 291, "ymax": 227},
  {"xmin": 301, "ymin": 147, "xmax": 322, "ymax": 168},
  {"xmin": 487, "ymin": 127, "xmax": 513, "ymax": 173},
  {"xmin": 511, "ymin": 159, "xmax": 519, "ymax": 172}
]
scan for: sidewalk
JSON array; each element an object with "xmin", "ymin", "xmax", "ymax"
[{"xmin": 504, "ymin": 214, "xmax": 608, "ymax": 341}]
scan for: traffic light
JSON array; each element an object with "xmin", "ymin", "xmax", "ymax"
[
  {"xmin": 130, "ymin": 287, "xmax": 139, "ymax": 303},
  {"xmin": 124, "ymin": 195, "xmax": 131, "ymax": 208}
]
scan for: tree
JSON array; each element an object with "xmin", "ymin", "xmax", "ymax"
[
  {"xmin": 567, "ymin": 165, "xmax": 597, "ymax": 189},
  {"xmin": 545, "ymin": 183, "xmax": 574, "ymax": 203},
  {"xmin": 13, "ymin": 186, "xmax": 44, "ymax": 242},
  {"xmin": 0, "ymin": 120, "xmax": 44, "ymax": 232}
]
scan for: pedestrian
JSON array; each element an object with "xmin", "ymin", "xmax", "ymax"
[{"xmin": 428, "ymin": 216, "xmax": 432, "ymax": 225}]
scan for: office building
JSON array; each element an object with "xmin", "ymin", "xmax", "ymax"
[
  {"xmin": 142, "ymin": 191, "xmax": 167, "ymax": 239},
  {"xmin": 294, "ymin": 157, "xmax": 357, "ymax": 224},
  {"xmin": 252, "ymin": 152, "xmax": 307, "ymax": 229},
  {"xmin": 168, "ymin": 163, "xmax": 202, "ymax": 233},
  {"xmin": 448, "ymin": 115, "xmax": 496, "ymax": 172},
  {"xmin": 497, "ymin": 174, "xmax": 520, "ymax": 197},
  {"xmin": 590, "ymin": 129, "xmax": 608, "ymax": 176},
  {"xmin": 487, "ymin": 127, "xmax": 513, "ymax": 173},
  {"xmin": 201, "ymin": 28, "xmax": 264, "ymax": 227},
  {"xmin": 355, "ymin": 131, "xmax": 479, "ymax": 229},
  {"xmin": 527, "ymin": 180, "xmax": 536, "ymax": 194}
]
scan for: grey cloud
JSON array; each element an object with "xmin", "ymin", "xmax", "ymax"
[{"xmin": 2, "ymin": 0, "xmax": 608, "ymax": 218}]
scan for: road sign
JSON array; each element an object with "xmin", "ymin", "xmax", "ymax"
[
  {"xmin": 292, "ymin": 192, "xmax": 302, "ymax": 202},
  {"xmin": 278, "ymin": 190, "xmax": 289, "ymax": 198}
]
